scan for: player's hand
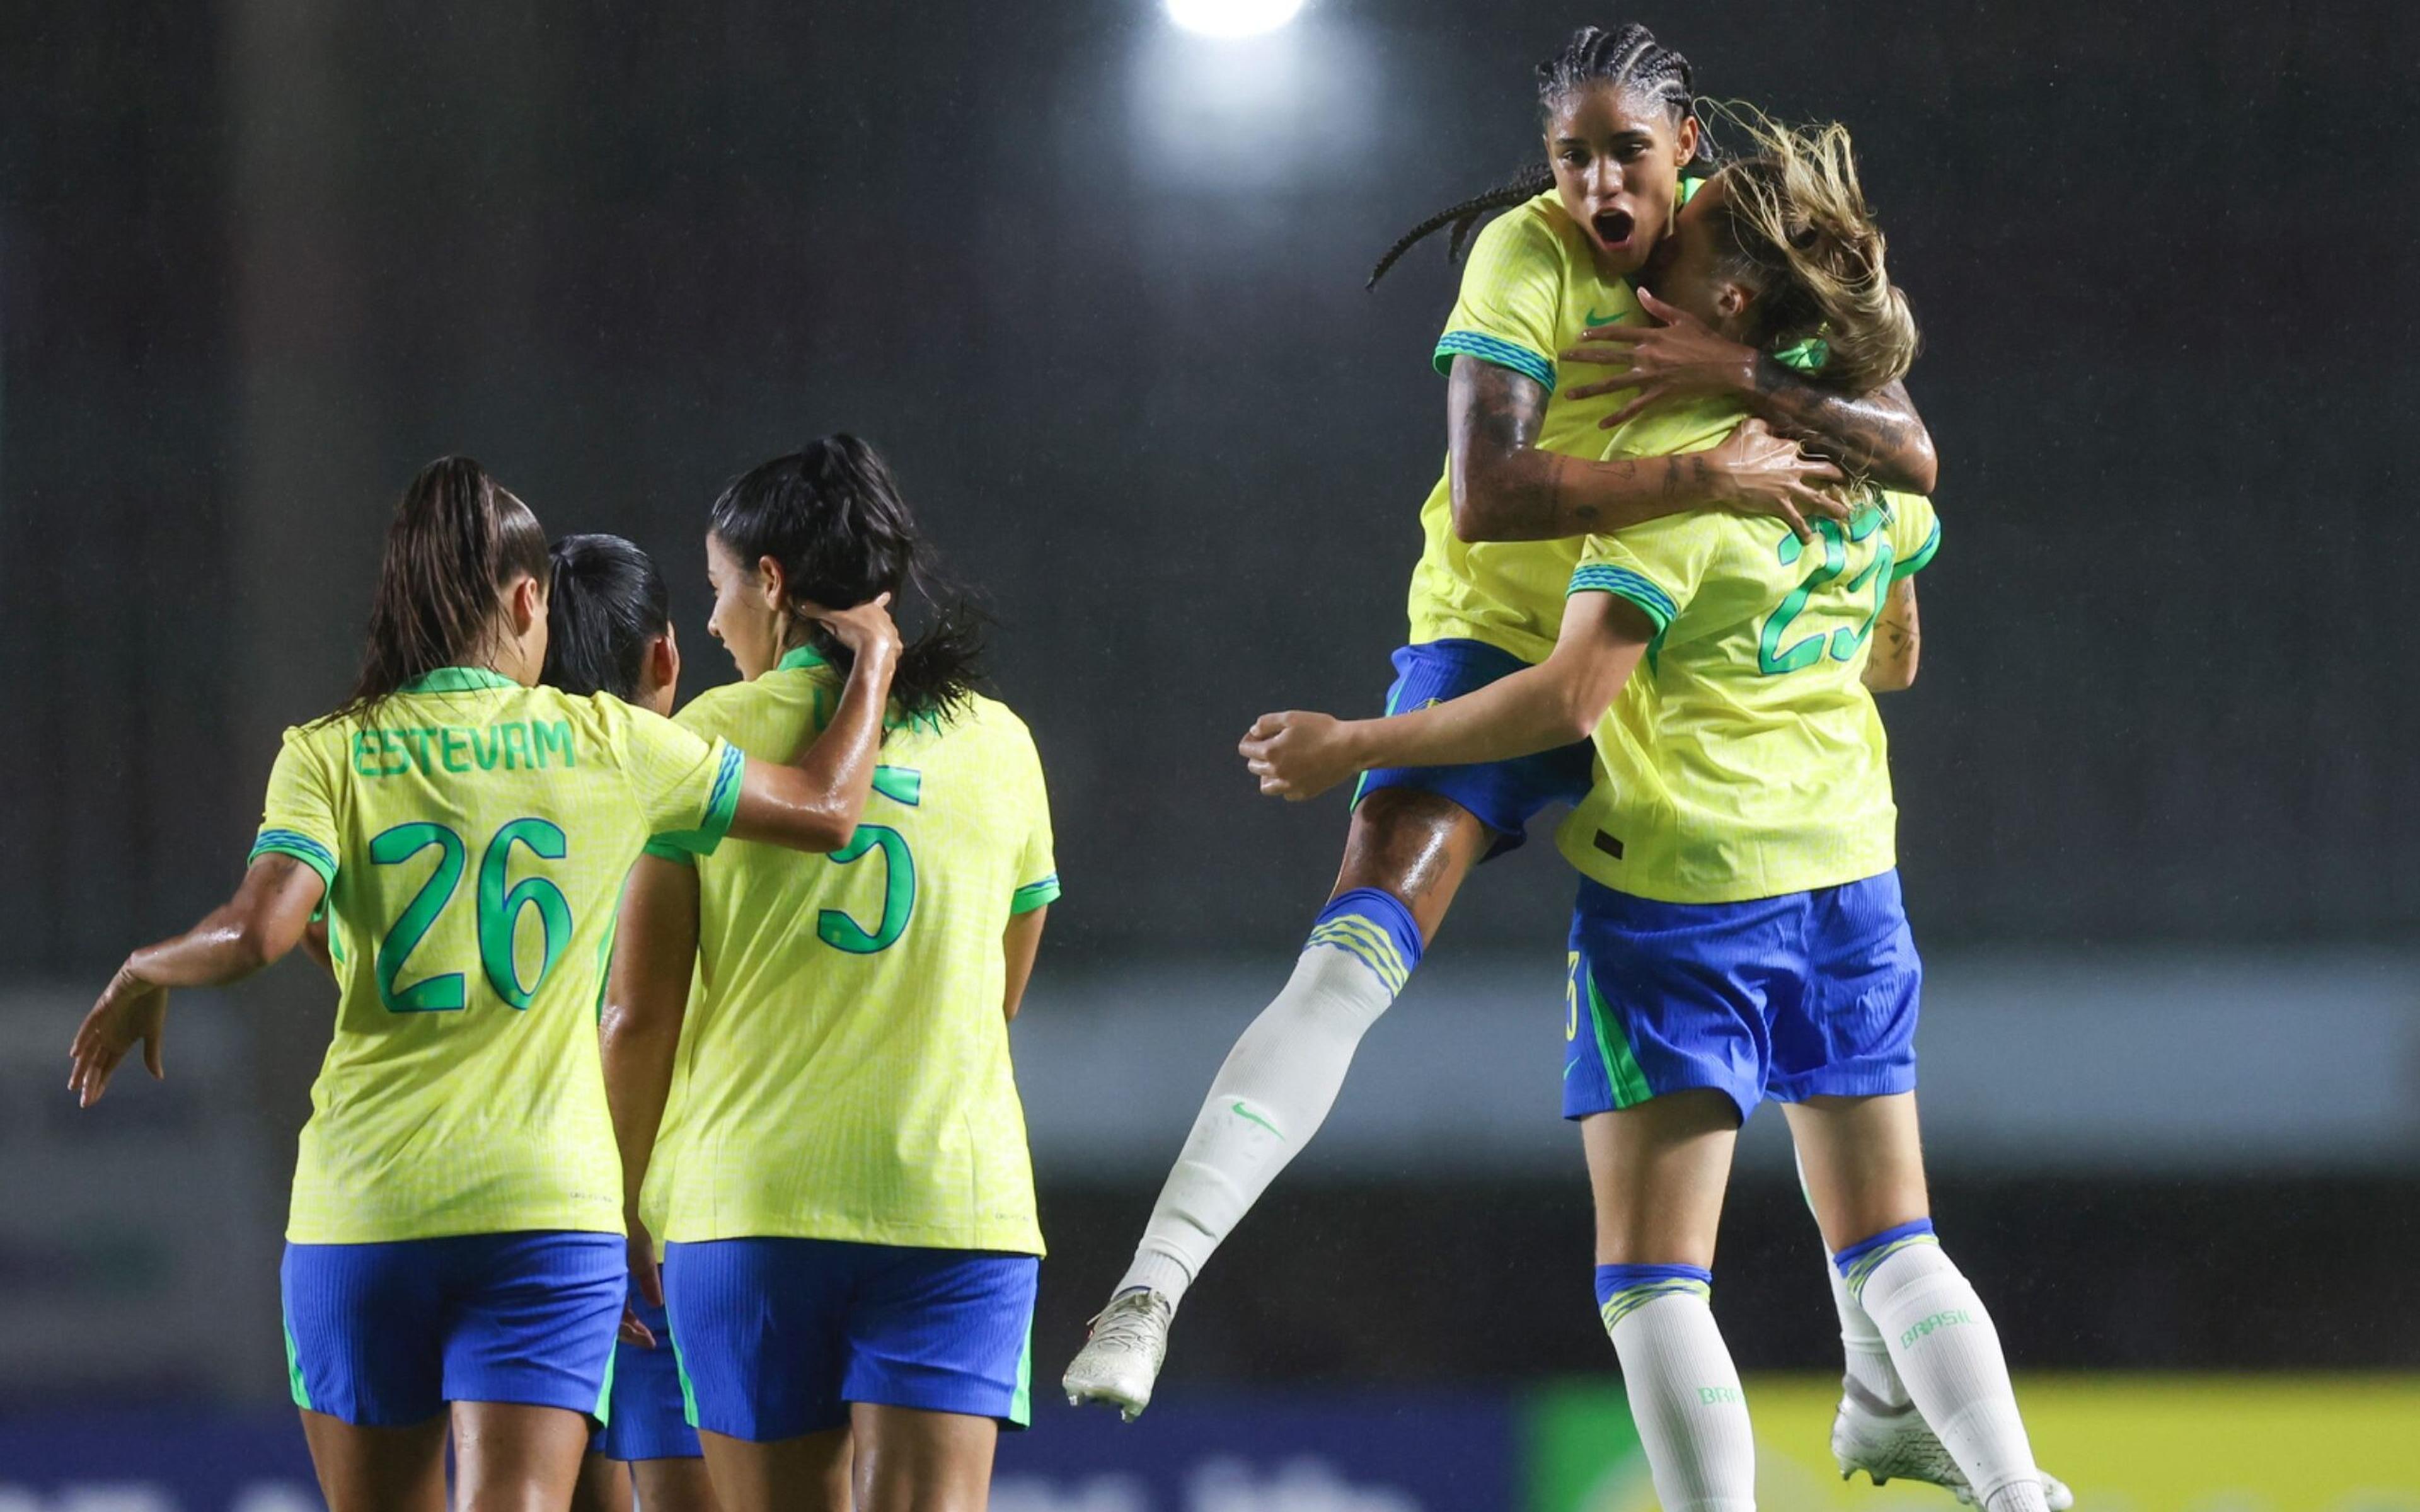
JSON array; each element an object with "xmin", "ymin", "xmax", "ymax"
[
  {"xmin": 800, "ymin": 592, "xmax": 901, "ymax": 666},
  {"xmin": 1559, "ymin": 287, "xmax": 1759, "ymax": 422},
  {"xmin": 1241, "ymin": 711, "xmax": 1361, "ymax": 802},
  {"xmin": 618, "ymin": 1304, "xmax": 656, "ymax": 1349},
  {"xmin": 68, "ymin": 963, "xmax": 170, "ymax": 1108},
  {"xmin": 625, "ymin": 1210, "xmax": 664, "ymax": 1345},
  {"xmin": 1705, "ymin": 418, "xmax": 1852, "ymax": 541}
]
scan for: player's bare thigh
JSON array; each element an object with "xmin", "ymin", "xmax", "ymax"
[
  {"xmin": 698, "ymin": 1426, "xmax": 853, "ymax": 1512},
  {"xmin": 1330, "ymin": 786, "xmax": 1494, "ymax": 944},
  {"xmin": 1782, "ymin": 1091, "xmax": 1931, "ymax": 1251},
  {"xmin": 297, "ymin": 1412, "xmax": 447, "ymax": 1512},
  {"xmin": 850, "ymin": 1404, "xmax": 998, "ymax": 1512},
  {"xmin": 451, "ymin": 1402, "xmax": 595, "ymax": 1512}
]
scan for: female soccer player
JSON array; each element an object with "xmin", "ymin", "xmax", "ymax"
[
  {"xmin": 67, "ymin": 457, "xmax": 902, "ymax": 1512},
  {"xmin": 601, "ymin": 437, "xmax": 1058, "ymax": 1512},
  {"xmin": 543, "ymin": 534, "xmax": 720, "ymax": 1512},
  {"xmin": 1238, "ymin": 116, "xmax": 2057, "ymax": 1512},
  {"xmin": 1065, "ymin": 19, "xmax": 1940, "ymax": 1419}
]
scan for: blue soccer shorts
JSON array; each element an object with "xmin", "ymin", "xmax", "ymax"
[
  {"xmin": 1354, "ymin": 639, "xmax": 1596, "ymax": 857},
  {"xmin": 280, "ymin": 1230, "xmax": 625, "ymax": 1427},
  {"xmin": 591, "ymin": 1292, "xmax": 702, "ymax": 1463},
  {"xmin": 1563, "ymin": 869, "xmax": 1922, "ymax": 1123},
  {"xmin": 663, "ymin": 1238, "xmax": 1037, "ymax": 1443}
]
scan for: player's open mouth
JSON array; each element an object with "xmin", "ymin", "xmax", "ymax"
[{"xmin": 1592, "ymin": 209, "xmax": 1635, "ymax": 247}]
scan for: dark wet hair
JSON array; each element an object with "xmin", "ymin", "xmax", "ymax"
[
  {"xmin": 333, "ymin": 455, "xmax": 550, "ymax": 724},
  {"xmin": 708, "ymin": 435, "xmax": 985, "ymax": 718},
  {"xmin": 1368, "ymin": 23, "xmax": 1710, "ymax": 289},
  {"xmin": 543, "ymin": 534, "xmax": 671, "ymax": 702}
]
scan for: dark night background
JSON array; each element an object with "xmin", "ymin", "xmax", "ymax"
[{"xmin": 1, "ymin": 0, "xmax": 2414, "ymax": 1398}]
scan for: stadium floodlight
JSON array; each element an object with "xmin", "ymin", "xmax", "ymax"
[{"xmin": 1165, "ymin": 0, "xmax": 1306, "ymax": 38}]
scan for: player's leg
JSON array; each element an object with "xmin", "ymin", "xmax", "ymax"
[
  {"xmin": 569, "ymin": 1453, "xmax": 634, "ymax": 1512},
  {"xmin": 441, "ymin": 1232, "xmax": 628, "ymax": 1512},
  {"xmin": 632, "ymin": 1456, "xmax": 726, "ymax": 1512},
  {"xmin": 1775, "ymin": 873, "xmax": 2054, "ymax": 1512},
  {"xmin": 297, "ymin": 1416, "xmax": 449, "ymax": 1512},
  {"xmin": 282, "ymin": 1241, "xmax": 450, "ymax": 1512},
  {"xmin": 695, "ymin": 1429, "xmax": 853, "ymax": 1512},
  {"xmin": 1112, "ymin": 784, "xmax": 1485, "ymax": 1303},
  {"xmin": 666, "ymin": 1237, "xmax": 856, "ymax": 1512},
  {"xmin": 1067, "ymin": 641, "xmax": 1586, "ymax": 1416},
  {"xmin": 843, "ymin": 1246, "xmax": 1037, "ymax": 1511},
  {"xmin": 451, "ymin": 1403, "xmax": 596, "ymax": 1512},
  {"xmin": 849, "ymin": 1406, "xmax": 995, "ymax": 1512},
  {"xmin": 1566, "ymin": 883, "xmax": 1764, "ymax": 1512}
]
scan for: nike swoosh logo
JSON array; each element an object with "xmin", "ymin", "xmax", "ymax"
[
  {"xmin": 1231, "ymin": 1102, "xmax": 1285, "ymax": 1141},
  {"xmin": 1582, "ymin": 307, "xmax": 1630, "ymax": 329}
]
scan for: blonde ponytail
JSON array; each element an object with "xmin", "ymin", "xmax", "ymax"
[{"xmin": 1701, "ymin": 103, "xmax": 1920, "ymax": 393}]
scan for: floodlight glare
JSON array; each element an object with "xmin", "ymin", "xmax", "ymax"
[{"xmin": 1165, "ymin": 0, "xmax": 1305, "ymax": 38}]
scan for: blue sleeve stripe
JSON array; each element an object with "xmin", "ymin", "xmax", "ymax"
[
  {"xmin": 1010, "ymin": 874, "xmax": 1061, "ymax": 915},
  {"xmin": 1891, "ymin": 521, "xmax": 1940, "ymax": 581},
  {"xmin": 1567, "ymin": 564, "xmax": 1679, "ymax": 629},
  {"xmin": 1432, "ymin": 330, "xmax": 1555, "ymax": 392},
  {"xmin": 250, "ymin": 829, "xmax": 337, "ymax": 888}
]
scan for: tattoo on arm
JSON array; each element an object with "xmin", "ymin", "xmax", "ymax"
[
  {"xmin": 1750, "ymin": 364, "xmax": 1937, "ymax": 493},
  {"xmin": 1450, "ymin": 358, "xmax": 1730, "ymax": 542}
]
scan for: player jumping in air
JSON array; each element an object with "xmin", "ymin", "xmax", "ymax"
[
  {"xmin": 1240, "ymin": 112, "xmax": 2061, "ymax": 1512},
  {"xmin": 602, "ymin": 437, "xmax": 1059, "ymax": 1512},
  {"xmin": 1066, "ymin": 16, "xmax": 1935, "ymax": 1421},
  {"xmin": 68, "ymin": 458, "xmax": 901, "ymax": 1512}
]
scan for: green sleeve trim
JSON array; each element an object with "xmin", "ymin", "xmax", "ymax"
[
  {"xmin": 250, "ymin": 829, "xmax": 337, "ymax": 892},
  {"xmin": 1891, "ymin": 521, "xmax": 1940, "ymax": 581},
  {"xmin": 647, "ymin": 740, "xmax": 746, "ymax": 857},
  {"xmin": 1010, "ymin": 874, "xmax": 1061, "ymax": 915},
  {"xmin": 639, "ymin": 839, "xmax": 700, "ymax": 867},
  {"xmin": 1433, "ymin": 329, "xmax": 1555, "ymax": 391},
  {"xmin": 1567, "ymin": 563, "xmax": 1678, "ymax": 631}
]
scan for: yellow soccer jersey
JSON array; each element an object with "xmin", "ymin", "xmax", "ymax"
[
  {"xmin": 1551, "ymin": 401, "xmax": 1940, "ymax": 903},
  {"xmin": 249, "ymin": 667, "xmax": 744, "ymax": 1243},
  {"xmin": 1407, "ymin": 189, "xmax": 1686, "ymax": 665},
  {"xmin": 640, "ymin": 646, "xmax": 1058, "ymax": 1255}
]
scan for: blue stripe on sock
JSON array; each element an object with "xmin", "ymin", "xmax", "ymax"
[
  {"xmin": 1594, "ymin": 1263, "xmax": 1714, "ymax": 1332},
  {"xmin": 1306, "ymin": 887, "xmax": 1424, "ymax": 992},
  {"xmin": 1832, "ymin": 1217, "xmax": 1939, "ymax": 1295}
]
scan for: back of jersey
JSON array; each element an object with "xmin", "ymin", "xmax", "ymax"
[
  {"xmin": 253, "ymin": 670, "xmax": 746, "ymax": 1243},
  {"xmin": 644, "ymin": 650, "xmax": 1058, "ymax": 1256}
]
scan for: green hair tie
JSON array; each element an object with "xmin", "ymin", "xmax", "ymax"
[{"xmin": 1772, "ymin": 335, "xmax": 1830, "ymax": 372}]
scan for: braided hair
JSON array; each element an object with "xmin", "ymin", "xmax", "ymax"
[{"xmin": 1368, "ymin": 23, "xmax": 1709, "ymax": 289}]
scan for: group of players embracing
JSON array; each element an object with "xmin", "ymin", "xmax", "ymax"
[{"xmin": 71, "ymin": 18, "xmax": 2063, "ymax": 1512}]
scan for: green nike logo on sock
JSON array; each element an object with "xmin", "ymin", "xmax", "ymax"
[{"xmin": 1230, "ymin": 1101, "xmax": 1284, "ymax": 1140}]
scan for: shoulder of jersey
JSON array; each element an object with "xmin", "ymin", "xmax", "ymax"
[{"xmin": 1468, "ymin": 193, "xmax": 1573, "ymax": 263}]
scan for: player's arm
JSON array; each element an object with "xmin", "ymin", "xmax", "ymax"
[
  {"xmin": 69, "ymin": 854, "xmax": 324, "ymax": 1106},
  {"xmin": 1448, "ymin": 358, "xmax": 1849, "ymax": 546},
  {"xmin": 1862, "ymin": 578, "xmax": 1921, "ymax": 692},
  {"xmin": 726, "ymin": 597, "xmax": 901, "ymax": 854},
  {"xmin": 1003, "ymin": 907, "xmax": 1047, "ymax": 1023},
  {"xmin": 1242, "ymin": 593, "xmax": 1654, "ymax": 801},
  {"xmin": 1560, "ymin": 289, "xmax": 1939, "ymax": 493},
  {"xmin": 599, "ymin": 853, "xmax": 701, "ymax": 1309}
]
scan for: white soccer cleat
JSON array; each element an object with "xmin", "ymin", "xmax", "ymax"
[
  {"xmin": 1832, "ymin": 1386, "xmax": 2075, "ymax": 1510},
  {"xmin": 1061, "ymin": 1288, "xmax": 1175, "ymax": 1423}
]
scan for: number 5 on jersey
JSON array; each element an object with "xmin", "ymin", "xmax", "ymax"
[{"xmin": 819, "ymin": 765, "xmax": 922, "ymax": 955}]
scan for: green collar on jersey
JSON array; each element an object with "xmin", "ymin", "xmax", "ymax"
[
  {"xmin": 776, "ymin": 644, "xmax": 831, "ymax": 673},
  {"xmin": 398, "ymin": 665, "xmax": 519, "ymax": 694}
]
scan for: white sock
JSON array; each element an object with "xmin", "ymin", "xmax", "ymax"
[
  {"xmin": 1828, "ymin": 1252, "xmax": 1909, "ymax": 1409},
  {"xmin": 1795, "ymin": 1152, "xmax": 1909, "ymax": 1410},
  {"xmin": 1855, "ymin": 1243, "xmax": 2045, "ymax": 1512},
  {"xmin": 1603, "ymin": 1283, "xmax": 1756, "ymax": 1512},
  {"xmin": 1117, "ymin": 938, "xmax": 1403, "ymax": 1308}
]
